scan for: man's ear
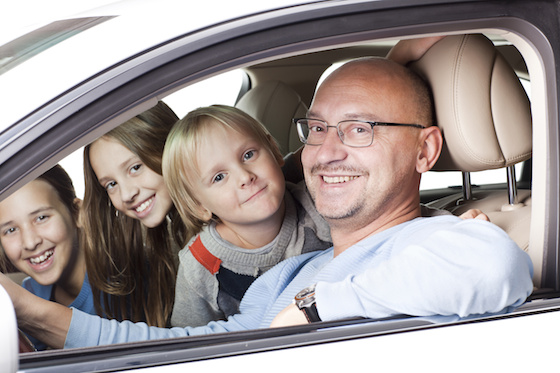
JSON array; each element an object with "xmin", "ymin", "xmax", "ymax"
[{"xmin": 416, "ymin": 126, "xmax": 443, "ymax": 173}]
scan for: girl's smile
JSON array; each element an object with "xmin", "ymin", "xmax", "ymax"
[
  {"xmin": 27, "ymin": 248, "xmax": 55, "ymax": 270},
  {"xmin": 0, "ymin": 179, "xmax": 79, "ymax": 286},
  {"xmin": 89, "ymin": 137, "xmax": 173, "ymax": 229}
]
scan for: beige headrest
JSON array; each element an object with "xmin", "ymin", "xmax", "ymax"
[
  {"xmin": 410, "ymin": 34, "xmax": 532, "ymax": 171},
  {"xmin": 236, "ymin": 80, "xmax": 307, "ymax": 155}
]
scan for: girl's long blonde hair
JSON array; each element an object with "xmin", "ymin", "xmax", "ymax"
[{"xmin": 82, "ymin": 101, "xmax": 185, "ymax": 327}]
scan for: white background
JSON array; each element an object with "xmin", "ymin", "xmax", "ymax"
[
  {"xmin": 1, "ymin": 1, "xmax": 119, "ymax": 197},
  {"xmin": 0, "ymin": 1, "xmax": 116, "ymax": 34}
]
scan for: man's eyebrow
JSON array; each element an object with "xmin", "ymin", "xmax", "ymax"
[
  {"xmin": 305, "ymin": 111, "xmax": 380, "ymax": 120},
  {"xmin": 306, "ymin": 110, "xmax": 320, "ymax": 118}
]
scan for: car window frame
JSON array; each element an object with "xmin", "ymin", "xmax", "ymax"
[{"xmin": 6, "ymin": 0, "xmax": 559, "ymax": 370}]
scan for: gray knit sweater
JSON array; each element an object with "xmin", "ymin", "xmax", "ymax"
[{"xmin": 170, "ymin": 181, "xmax": 332, "ymax": 327}]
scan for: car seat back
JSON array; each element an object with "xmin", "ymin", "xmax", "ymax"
[
  {"xmin": 411, "ymin": 34, "xmax": 532, "ymax": 172},
  {"xmin": 236, "ymin": 80, "xmax": 307, "ymax": 155},
  {"xmin": 409, "ymin": 34, "xmax": 537, "ymax": 285}
]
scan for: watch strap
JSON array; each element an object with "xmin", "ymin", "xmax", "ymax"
[{"xmin": 301, "ymin": 302, "xmax": 321, "ymax": 323}]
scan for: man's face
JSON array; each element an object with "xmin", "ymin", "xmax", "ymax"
[{"xmin": 301, "ymin": 62, "xmax": 424, "ymax": 231}]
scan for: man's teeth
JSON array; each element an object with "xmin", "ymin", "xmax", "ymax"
[
  {"xmin": 29, "ymin": 249, "xmax": 53, "ymax": 265},
  {"xmin": 323, "ymin": 176, "xmax": 358, "ymax": 184},
  {"xmin": 135, "ymin": 197, "xmax": 153, "ymax": 213}
]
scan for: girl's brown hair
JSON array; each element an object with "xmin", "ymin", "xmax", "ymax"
[{"xmin": 82, "ymin": 101, "xmax": 185, "ymax": 327}]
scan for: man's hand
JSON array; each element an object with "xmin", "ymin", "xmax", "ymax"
[
  {"xmin": 270, "ymin": 303, "xmax": 309, "ymax": 328},
  {"xmin": 459, "ymin": 209, "xmax": 490, "ymax": 221}
]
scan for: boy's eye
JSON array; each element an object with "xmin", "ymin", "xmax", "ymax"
[
  {"xmin": 243, "ymin": 150, "xmax": 255, "ymax": 161},
  {"xmin": 212, "ymin": 173, "xmax": 225, "ymax": 183}
]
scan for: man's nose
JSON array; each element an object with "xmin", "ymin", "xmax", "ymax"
[{"xmin": 314, "ymin": 127, "xmax": 348, "ymax": 163}]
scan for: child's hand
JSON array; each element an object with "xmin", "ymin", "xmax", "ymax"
[
  {"xmin": 387, "ymin": 36, "xmax": 445, "ymax": 65},
  {"xmin": 459, "ymin": 209, "xmax": 490, "ymax": 222}
]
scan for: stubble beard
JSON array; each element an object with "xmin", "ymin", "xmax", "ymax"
[{"xmin": 306, "ymin": 164, "xmax": 377, "ymax": 225}]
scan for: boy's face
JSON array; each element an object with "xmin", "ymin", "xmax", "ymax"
[{"xmin": 193, "ymin": 125, "xmax": 286, "ymax": 237}]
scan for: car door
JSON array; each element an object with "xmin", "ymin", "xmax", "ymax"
[{"xmin": 1, "ymin": 0, "xmax": 558, "ymax": 371}]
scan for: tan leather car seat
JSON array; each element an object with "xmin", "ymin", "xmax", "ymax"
[
  {"xmin": 410, "ymin": 34, "xmax": 537, "ymax": 285},
  {"xmin": 236, "ymin": 80, "xmax": 308, "ymax": 155}
]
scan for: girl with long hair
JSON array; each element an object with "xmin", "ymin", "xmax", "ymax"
[
  {"xmin": 82, "ymin": 101, "xmax": 185, "ymax": 327},
  {"xmin": 0, "ymin": 165, "xmax": 94, "ymax": 350}
]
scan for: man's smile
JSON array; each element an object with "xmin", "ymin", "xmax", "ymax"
[{"xmin": 322, "ymin": 175, "xmax": 359, "ymax": 184}]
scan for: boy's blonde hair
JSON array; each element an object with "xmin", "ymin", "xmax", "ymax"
[{"xmin": 162, "ymin": 105, "xmax": 283, "ymax": 240}]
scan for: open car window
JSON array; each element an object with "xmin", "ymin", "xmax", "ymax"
[{"xmin": 2, "ymin": 1, "xmax": 558, "ymax": 371}]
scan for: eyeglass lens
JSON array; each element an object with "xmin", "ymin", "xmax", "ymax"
[{"xmin": 297, "ymin": 119, "xmax": 373, "ymax": 147}]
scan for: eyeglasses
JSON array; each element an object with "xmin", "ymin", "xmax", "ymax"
[{"xmin": 293, "ymin": 118, "xmax": 426, "ymax": 148}]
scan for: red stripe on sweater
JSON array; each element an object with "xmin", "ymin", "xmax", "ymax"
[{"xmin": 189, "ymin": 236, "xmax": 222, "ymax": 274}]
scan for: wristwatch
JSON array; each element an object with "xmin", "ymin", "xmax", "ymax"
[{"xmin": 294, "ymin": 284, "xmax": 321, "ymax": 322}]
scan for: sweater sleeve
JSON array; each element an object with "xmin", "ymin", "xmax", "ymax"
[{"xmin": 316, "ymin": 219, "xmax": 534, "ymax": 320}]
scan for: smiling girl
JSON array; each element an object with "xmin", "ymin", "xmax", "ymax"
[
  {"xmin": 0, "ymin": 165, "xmax": 95, "ymax": 350},
  {"xmin": 82, "ymin": 101, "xmax": 186, "ymax": 327},
  {"xmin": 162, "ymin": 105, "xmax": 332, "ymax": 327}
]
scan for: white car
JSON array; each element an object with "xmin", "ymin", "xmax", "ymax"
[{"xmin": 0, "ymin": 0, "xmax": 558, "ymax": 371}]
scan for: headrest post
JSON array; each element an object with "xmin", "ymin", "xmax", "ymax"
[
  {"xmin": 507, "ymin": 165, "xmax": 518, "ymax": 205},
  {"xmin": 501, "ymin": 165, "xmax": 524, "ymax": 211},
  {"xmin": 462, "ymin": 171, "xmax": 473, "ymax": 201}
]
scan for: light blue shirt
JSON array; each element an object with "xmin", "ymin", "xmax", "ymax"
[
  {"xmin": 23, "ymin": 273, "xmax": 96, "ymax": 350},
  {"xmin": 65, "ymin": 216, "xmax": 533, "ymax": 348}
]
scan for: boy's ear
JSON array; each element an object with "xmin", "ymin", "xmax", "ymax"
[
  {"xmin": 416, "ymin": 126, "xmax": 443, "ymax": 174},
  {"xmin": 196, "ymin": 204, "xmax": 213, "ymax": 222}
]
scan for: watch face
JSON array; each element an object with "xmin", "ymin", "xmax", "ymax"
[{"xmin": 295, "ymin": 285, "xmax": 315, "ymax": 301}]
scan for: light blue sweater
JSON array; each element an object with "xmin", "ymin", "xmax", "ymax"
[{"xmin": 65, "ymin": 216, "xmax": 533, "ymax": 348}]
